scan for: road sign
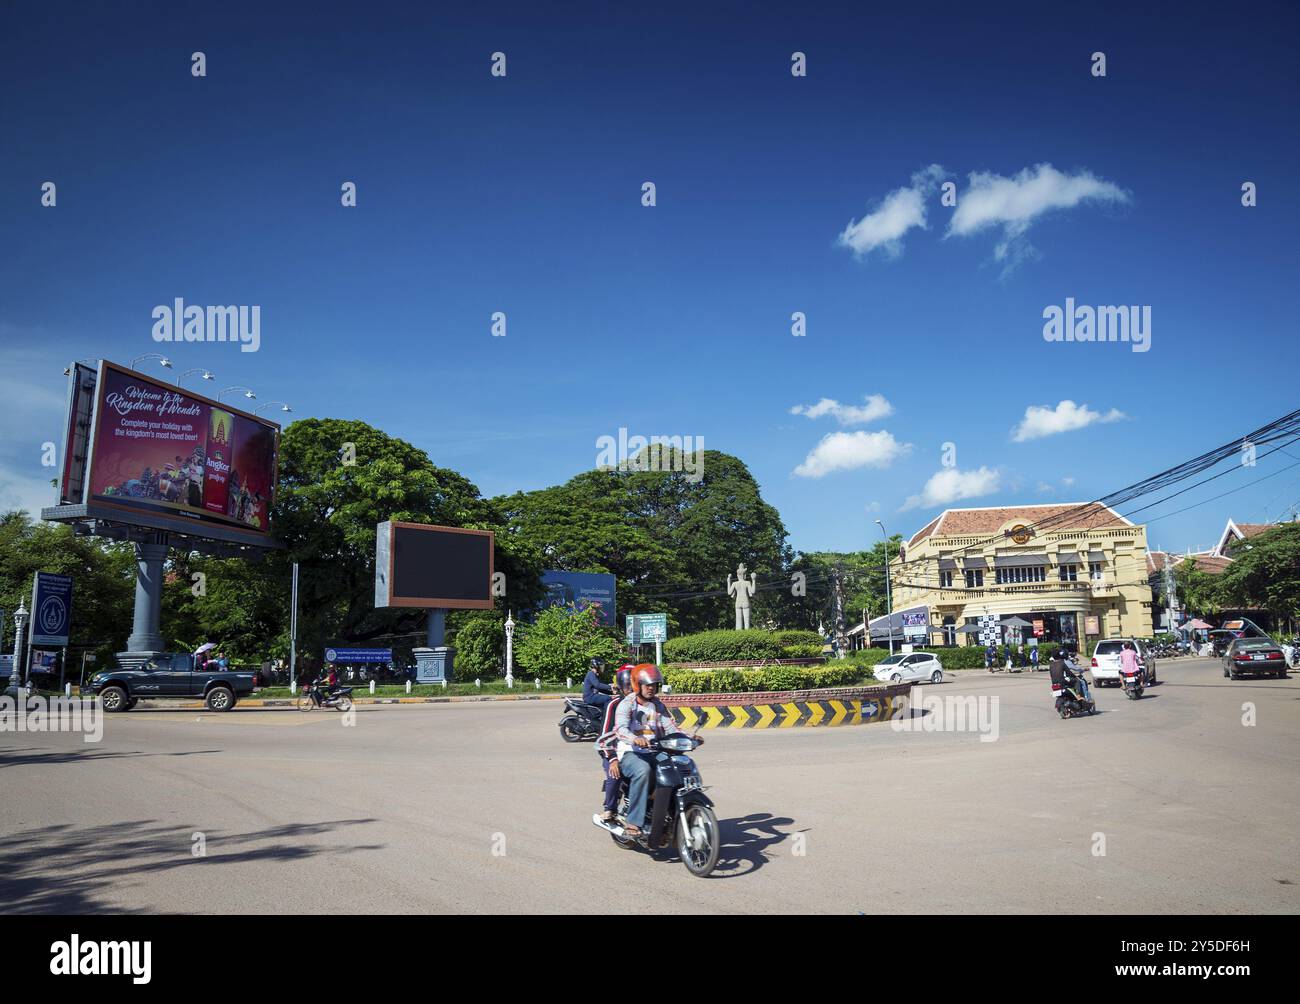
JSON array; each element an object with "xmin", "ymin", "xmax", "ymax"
[
  {"xmin": 625, "ymin": 613, "xmax": 667, "ymax": 646},
  {"xmin": 31, "ymin": 572, "xmax": 74, "ymax": 646}
]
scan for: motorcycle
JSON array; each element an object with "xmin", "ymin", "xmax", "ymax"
[
  {"xmin": 1288, "ymin": 638, "xmax": 1300, "ymax": 669},
  {"xmin": 297, "ymin": 681, "xmax": 354, "ymax": 712},
  {"xmin": 559, "ymin": 697, "xmax": 608, "ymax": 742},
  {"xmin": 1119, "ymin": 664, "xmax": 1145, "ymax": 700},
  {"xmin": 592, "ymin": 735, "xmax": 720, "ymax": 877},
  {"xmin": 1052, "ymin": 668, "xmax": 1095, "ymax": 719}
]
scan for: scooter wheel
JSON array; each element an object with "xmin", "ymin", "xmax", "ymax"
[{"xmin": 559, "ymin": 717, "xmax": 584, "ymax": 742}]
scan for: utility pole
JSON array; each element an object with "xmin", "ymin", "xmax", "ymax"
[{"xmin": 831, "ymin": 564, "xmax": 847, "ymax": 659}]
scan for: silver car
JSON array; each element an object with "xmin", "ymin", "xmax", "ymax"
[{"xmin": 873, "ymin": 652, "xmax": 945, "ymax": 684}]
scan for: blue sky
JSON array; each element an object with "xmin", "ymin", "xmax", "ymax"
[{"xmin": 2, "ymin": 0, "xmax": 1298, "ymax": 556}]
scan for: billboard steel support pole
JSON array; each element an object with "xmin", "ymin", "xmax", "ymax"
[
  {"xmin": 125, "ymin": 533, "xmax": 168, "ymax": 655},
  {"xmin": 289, "ymin": 561, "xmax": 299, "ymax": 687}
]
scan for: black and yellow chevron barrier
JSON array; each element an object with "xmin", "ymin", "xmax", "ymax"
[{"xmin": 668, "ymin": 694, "xmax": 902, "ymax": 729}]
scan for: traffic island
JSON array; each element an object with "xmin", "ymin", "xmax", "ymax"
[{"xmin": 662, "ymin": 684, "xmax": 909, "ymax": 728}]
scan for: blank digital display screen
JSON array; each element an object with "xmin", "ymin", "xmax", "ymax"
[{"xmin": 391, "ymin": 525, "xmax": 492, "ymax": 604}]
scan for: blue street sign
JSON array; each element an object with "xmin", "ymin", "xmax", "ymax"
[
  {"xmin": 31, "ymin": 572, "xmax": 74, "ymax": 646},
  {"xmin": 325, "ymin": 647, "xmax": 392, "ymax": 664}
]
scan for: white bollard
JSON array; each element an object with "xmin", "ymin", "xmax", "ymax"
[
  {"xmin": 566, "ymin": 677, "xmax": 571, "ymax": 690},
  {"xmin": 475, "ymin": 678, "xmax": 481, "ymax": 689},
  {"xmin": 507, "ymin": 676, "xmax": 513, "ymax": 689},
  {"xmin": 291, "ymin": 680, "xmax": 297, "ymax": 695},
  {"xmin": 441, "ymin": 679, "xmax": 446, "ymax": 689},
  {"xmin": 535, "ymin": 677, "xmax": 541, "ymax": 690},
  {"xmin": 65, "ymin": 683, "xmax": 72, "ymax": 698},
  {"xmin": 406, "ymin": 679, "xmax": 412, "ymax": 694},
  {"xmin": 370, "ymin": 679, "xmax": 376, "ymax": 694}
]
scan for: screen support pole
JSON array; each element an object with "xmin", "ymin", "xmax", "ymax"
[
  {"xmin": 412, "ymin": 608, "xmax": 455, "ymax": 683},
  {"xmin": 122, "ymin": 531, "xmax": 168, "ymax": 666}
]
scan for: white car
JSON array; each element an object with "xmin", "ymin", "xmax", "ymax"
[
  {"xmin": 1090, "ymin": 638, "xmax": 1158, "ymax": 686},
  {"xmin": 873, "ymin": 652, "xmax": 944, "ymax": 684}
]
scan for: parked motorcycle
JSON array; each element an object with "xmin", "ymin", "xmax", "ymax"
[
  {"xmin": 592, "ymin": 735, "xmax": 720, "ymax": 877},
  {"xmin": 559, "ymin": 698, "xmax": 607, "ymax": 742},
  {"xmin": 297, "ymin": 681, "xmax": 354, "ymax": 712}
]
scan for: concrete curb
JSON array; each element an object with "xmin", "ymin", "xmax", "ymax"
[{"xmin": 664, "ymin": 684, "xmax": 910, "ymax": 728}]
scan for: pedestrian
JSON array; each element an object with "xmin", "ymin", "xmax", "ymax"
[
  {"xmin": 984, "ymin": 644, "xmax": 994, "ymax": 671},
  {"xmin": 1030, "ymin": 644, "xmax": 1039, "ymax": 672}
]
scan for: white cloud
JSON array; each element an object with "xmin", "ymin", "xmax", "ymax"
[
  {"xmin": 1011, "ymin": 400, "xmax": 1126, "ymax": 442},
  {"xmin": 947, "ymin": 163, "xmax": 1129, "ymax": 269},
  {"xmin": 1035, "ymin": 481, "xmax": 1054, "ymax": 495},
  {"xmin": 793, "ymin": 430, "xmax": 911, "ymax": 479},
  {"xmin": 1062, "ymin": 476, "xmax": 1076, "ymax": 487},
  {"xmin": 901, "ymin": 466, "xmax": 1000, "ymax": 511},
  {"xmin": 837, "ymin": 165, "xmax": 945, "ymax": 258},
  {"xmin": 789, "ymin": 394, "xmax": 893, "ymax": 426}
]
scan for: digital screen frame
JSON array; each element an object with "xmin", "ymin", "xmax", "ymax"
[{"xmin": 375, "ymin": 521, "xmax": 495, "ymax": 610}]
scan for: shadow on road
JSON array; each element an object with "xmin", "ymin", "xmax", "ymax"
[
  {"xmin": 0, "ymin": 817, "xmax": 381, "ymax": 913},
  {"xmin": 707, "ymin": 813, "xmax": 800, "ymax": 879},
  {"xmin": 0, "ymin": 748, "xmax": 224, "ymax": 770}
]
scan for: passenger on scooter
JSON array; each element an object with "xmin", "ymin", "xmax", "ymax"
[
  {"xmin": 1060, "ymin": 647, "xmax": 1092, "ymax": 702},
  {"xmin": 1119, "ymin": 642, "xmax": 1145, "ymax": 689},
  {"xmin": 583, "ymin": 657, "xmax": 615, "ymax": 713},
  {"xmin": 1048, "ymin": 651, "xmax": 1089, "ymax": 705},
  {"xmin": 596, "ymin": 665, "xmax": 636, "ymax": 823},
  {"xmin": 613, "ymin": 665, "xmax": 700, "ymax": 838}
]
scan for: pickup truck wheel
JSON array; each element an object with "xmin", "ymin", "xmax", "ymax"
[
  {"xmin": 124, "ymin": 698, "xmax": 138, "ymax": 711},
  {"xmin": 100, "ymin": 685, "xmax": 128, "ymax": 712},
  {"xmin": 205, "ymin": 686, "xmax": 235, "ymax": 712}
]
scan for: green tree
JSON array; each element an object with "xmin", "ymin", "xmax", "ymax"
[
  {"xmin": 1175, "ymin": 558, "xmax": 1225, "ymax": 618},
  {"xmin": 1216, "ymin": 524, "xmax": 1300, "ymax": 631},
  {"xmin": 0, "ymin": 511, "xmax": 136, "ymax": 668},
  {"xmin": 515, "ymin": 604, "xmax": 621, "ymax": 682},
  {"xmin": 452, "ymin": 612, "xmax": 504, "ymax": 677}
]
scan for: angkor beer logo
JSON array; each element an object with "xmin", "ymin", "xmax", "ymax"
[
  {"xmin": 151, "ymin": 298, "xmax": 261, "ymax": 353},
  {"xmin": 1008, "ymin": 525, "xmax": 1033, "ymax": 544}
]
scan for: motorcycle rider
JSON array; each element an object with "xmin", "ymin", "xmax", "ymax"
[
  {"xmin": 613, "ymin": 665, "xmax": 700, "ymax": 838},
  {"xmin": 583, "ymin": 657, "xmax": 615, "ymax": 713},
  {"xmin": 1048, "ymin": 649, "xmax": 1089, "ymax": 708},
  {"xmin": 596, "ymin": 665, "xmax": 636, "ymax": 823},
  {"xmin": 1119, "ymin": 641, "xmax": 1145, "ymax": 689}
]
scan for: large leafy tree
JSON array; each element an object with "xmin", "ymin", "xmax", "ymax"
[
  {"xmin": 0, "ymin": 511, "xmax": 136, "ymax": 668},
  {"xmin": 268, "ymin": 418, "xmax": 545, "ymax": 674},
  {"xmin": 1215, "ymin": 524, "xmax": 1300, "ymax": 631},
  {"xmin": 495, "ymin": 448, "xmax": 792, "ymax": 633}
]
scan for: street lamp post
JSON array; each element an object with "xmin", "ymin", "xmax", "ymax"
[
  {"xmin": 176, "ymin": 368, "xmax": 214, "ymax": 387},
  {"xmin": 254, "ymin": 401, "xmax": 292, "ymax": 416},
  {"xmin": 504, "ymin": 611, "xmax": 515, "ymax": 689},
  {"xmin": 5, "ymin": 601, "xmax": 28, "ymax": 698},
  {"xmin": 217, "ymin": 386, "xmax": 256, "ymax": 403},
  {"xmin": 130, "ymin": 353, "xmax": 172, "ymax": 371},
  {"xmin": 875, "ymin": 519, "xmax": 895, "ymax": 655}
]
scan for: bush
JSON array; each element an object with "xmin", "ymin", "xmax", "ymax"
[
  {"xmin": 772, "ymin": 629, "xmax": 824, "ymax": 648},
  {"xmin": 515, "ymin": 605, "xmax": 622, "ymax": 683},
  {"xmin": 663, "ymin": 629, "xmax": 786, "ymax": 663},
  {"xmin": 453, "ymin": 613, "xmax": 503, "ymax": 678},
  {"xmin": 663, "ymin": 663, "xmax": 875, "ymax": 694}
]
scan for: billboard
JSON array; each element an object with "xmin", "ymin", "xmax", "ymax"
[
  {"xmin": 58, "ymin": 362, "xmax": 99, "ymax": 505},
  {"xmin": 374, "ymin": 521, "xmax": 495, "ymax": 610},
  {"xmin": 84, "ymin": 361, "xmax": 279, "ymax": 535},
  {"xmin": 541, "ymin": 570, "xmax": 616, "ymax": 626}
]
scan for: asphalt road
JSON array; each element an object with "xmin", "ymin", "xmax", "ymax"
[{"xmin": 2, "ymin": 657, "xmax": 1296, "ymax": 913}]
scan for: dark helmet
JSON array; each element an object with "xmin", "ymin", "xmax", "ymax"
[
  {"xmin": 634, "ymin": 664, "xmax": 663, "ymax": 690},
  {"xmin": 589, "ymin": 656, "xmax": 605, "ymax": 670},
  {"xmin": 615, "ymin": 665, "xmax": 634, "ymax": 692}
]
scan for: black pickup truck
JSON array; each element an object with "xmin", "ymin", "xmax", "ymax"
[{"xmin": 87, "ymin": 653, "xmax": 257, "ymax": 712}]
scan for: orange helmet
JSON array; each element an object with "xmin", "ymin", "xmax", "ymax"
[{"xmin": 634, "ymin": 664, "xmax": 663, "ymax": 689}]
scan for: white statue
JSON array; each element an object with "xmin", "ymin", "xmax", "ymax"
[{"xmin": 727, "ymin": 562, "xmax": 758, "ymax": 630}]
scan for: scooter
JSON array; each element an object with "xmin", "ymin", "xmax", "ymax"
[
  {"xmin": 1052, "ymin": 668, "xmax": 1095, "ymax": 718},
  {"xmin": 591, "ymin": 735, "xmax": 720, "ymax": 877},
  {"xmin": 559, "ymin": 697, "xmax": 607, "ymax": 742},
  {"xmin": 297, "ymin": 681, "xmax": 354, "ymax": 712},
  {"xmin": 1120, "ymin": 665, "xmax": 1145, "ymax": 700}
]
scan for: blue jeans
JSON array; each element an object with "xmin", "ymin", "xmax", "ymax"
[{"xmin": 621, "ymin": 750, "xmax": 668, "ymax": 828}]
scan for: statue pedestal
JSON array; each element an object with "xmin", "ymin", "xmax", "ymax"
[{"xmin": 413, "ymin": 646, "xmax": 454, "ymax": 683}]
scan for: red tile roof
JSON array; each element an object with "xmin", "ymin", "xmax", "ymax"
[{"xmin": 907, "ymin": 502, "xmax": 1131, "ymax": 546}]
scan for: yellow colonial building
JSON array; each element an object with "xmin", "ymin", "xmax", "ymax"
[{"xmin": 878, "ymin": 503, "xmax": 1154, "ymax": 648}]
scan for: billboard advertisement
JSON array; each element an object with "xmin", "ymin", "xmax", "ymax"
[
  {"xmin": 59, "ymin": 362, "xmax": 98, "ymax": 505},
  {"xmin": 85, "ymin": 362, "xmax": 279, "ymax": 534},
  {"xmin": 374, "ymin": 521, "xmax": 495, "ymax": 610},
  {"xmin": 541, "ymin": 570, "xmax": 616, "ymax": 626}
]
